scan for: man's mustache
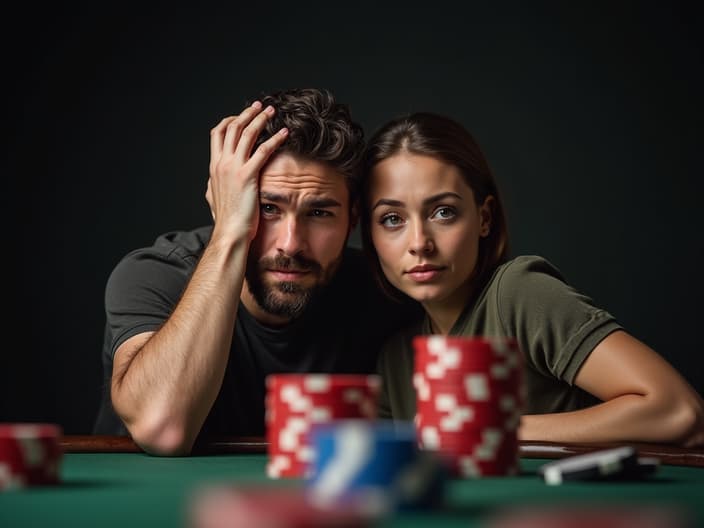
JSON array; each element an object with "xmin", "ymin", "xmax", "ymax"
[{"xmin": 260, "ymin": 254, "xmax": 322, "ymax": 274}]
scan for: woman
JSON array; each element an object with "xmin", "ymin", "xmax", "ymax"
[{"xmin": 360, "ymin": 112, "xmax": 704, "ymax": 446}]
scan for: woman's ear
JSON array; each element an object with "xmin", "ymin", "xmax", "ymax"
[{"xmin": 479, "ymin": 195, "xmax": 494, "ymax": 238}]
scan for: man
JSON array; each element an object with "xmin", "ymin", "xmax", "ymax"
[{"xmin": 93, "ymin": 88, "xmax": 419, "ymax": 455}]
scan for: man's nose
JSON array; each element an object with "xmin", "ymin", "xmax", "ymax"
[{"xmin": 277, "ymin": 216, "xmax": 307, "ymax": 256}]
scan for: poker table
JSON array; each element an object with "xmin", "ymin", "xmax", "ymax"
[{"xmin": 1, "ymin": 436, "xmax": 703, "ymax": 528}]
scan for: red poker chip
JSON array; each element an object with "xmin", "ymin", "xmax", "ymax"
[
  {"xmin": 413, "ymin": 336, "xmax": 522, "ymax": 368},
  {"xmin": 266, "ymin": 453, "xmax": 312, "ymax": 479},
  {"xmin": 415, "ymin": 402, "xmax": 521, "ymax": 432},
  {"xmin": 413, "ymin": 371, "xmax": 523, "ymax": 402},
  {"xmin": 0, "ymin": 423, "xmax": 63, "ymax": 490},
  {"xmin": 265, "ymin": 374, "xmax": 382, "ymax": 479},
  {"xmin": 188, "ymin": 484, "xmax": 373, "ymax": 527},
  {"xmin": 415, "ymin": 358, "xmax": 522, "ymax": 382},
  {"xmin": 420, "ymin": 433, "xmax": 520, "ymax": 478},
  {"xmin": 416, "ymin": 424, "xmax": 518, "ymax": 452},
  {"xmin": 266, "ymin": 374, "xmax": 382, "ymax": 393}
]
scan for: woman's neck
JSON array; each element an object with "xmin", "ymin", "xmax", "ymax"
[{"xmin": 422, "ymin": 274, "xmax": 479, "ymax": 335}]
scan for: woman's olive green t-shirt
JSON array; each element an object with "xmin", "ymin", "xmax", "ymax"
[{"xmin": 377, "ymin": 255, "xmax": 623, "ymax": 419}]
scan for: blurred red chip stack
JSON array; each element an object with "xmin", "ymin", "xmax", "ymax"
[
  {"xmin": 188, "ymin": 485, "xmax": 372, "ymax": 528},
  {"xmin": 413, "ymin": 336, "xmax": 524, "ymax": 477},
  {"xmin": 0, "ymin": 423, "xmax": 63, "ymax": 490},
  {"xmin": 265, "ymin": 374, "xmax": 381, "ymax": 478}
]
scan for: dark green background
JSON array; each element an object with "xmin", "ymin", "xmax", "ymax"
[{"xmin": 3, "ymin": 2, "xmax": 702, "ymax": 433}]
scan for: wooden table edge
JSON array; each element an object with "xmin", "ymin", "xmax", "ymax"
[{"xmin": 60, "ymin": 436, "xmax": 704, "ymax": 467}]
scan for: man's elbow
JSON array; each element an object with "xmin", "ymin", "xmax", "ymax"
[
  {"xmin": 129, "ymin": 420, "xmax": 195, "ymax": 456},
  {"xmin": 111, "ymin": 389, "xmax": 195, "ymax": 456}
]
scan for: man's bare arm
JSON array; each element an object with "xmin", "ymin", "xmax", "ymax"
[{"xmin": 110, "ymin": 103, "xmax": 288, "ymax": 455}]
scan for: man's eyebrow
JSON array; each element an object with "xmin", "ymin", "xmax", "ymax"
[
  {"xmin": 260, "ymin": 192, "xmax": 289, "ymax": 204},
  {"xmin": 259, "ymin": 192, "xmax": 342, "ymax": 208},
  {"xmin": 304, "ymin": 198, "xmax": 342, "ymax": 208},
  {"xmin": 372, "ymin": 192, "xmax": 462, "ymax": 210}
]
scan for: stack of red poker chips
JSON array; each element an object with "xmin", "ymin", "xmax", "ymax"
[
  {"xmin": 413, "ymin": 336, "xmax": 524, "ymax": 477},
  {"xmin": 265, "ymin": 374, "xmax": 381, "ymax": 479},
  {"xmin": 0, "ymin": 423, "xmax": 63, "ymax": 490}
]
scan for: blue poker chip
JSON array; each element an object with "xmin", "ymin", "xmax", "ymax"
[{"xmin": 306, "ymin": 419, "xmax": 446, "ymax": 515}]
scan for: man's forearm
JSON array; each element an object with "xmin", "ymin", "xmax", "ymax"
[{"xmin": 112, "ymin": 235, "xmax": 249, "ymax": 455}]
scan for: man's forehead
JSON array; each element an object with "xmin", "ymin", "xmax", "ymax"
[{"xmin": 260, "ymin": 153, "xmax": 349, "ymax": 196}]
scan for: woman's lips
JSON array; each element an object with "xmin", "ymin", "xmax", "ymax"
[{"xmin": 405, "ymin": 265, "xmax": 445, "ymax": 283}]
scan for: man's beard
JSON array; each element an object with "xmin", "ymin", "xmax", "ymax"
[{"xmin": 244, "ymin": 251, "xmax": 343, "ymax": 319}]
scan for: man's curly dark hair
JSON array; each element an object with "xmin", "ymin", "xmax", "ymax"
[{"xmin": 247, "ymin": 88, "xmax": 365, "ymax": 203}]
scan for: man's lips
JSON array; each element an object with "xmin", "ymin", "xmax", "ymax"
[{"xmin": 267, "ymin": 268, "xmax": 311, "ymax": 280}]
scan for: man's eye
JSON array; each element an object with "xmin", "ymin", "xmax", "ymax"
[
  {"xmin": 310, "ymin": 209, "xmax": 333, "ymax": 217},
  {"xmin": 261, "ymin": 204, "xmax": 279, "ymax": 215}
]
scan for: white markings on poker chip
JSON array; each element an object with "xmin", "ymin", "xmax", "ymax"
[
  {"xmin": 297, "ymin": 445, "xmax": 315, "ymax": 463},
  {"xmin": 413, "ymin": 373, "xmax": 431, "ymax": 401},
  {"xmin": 489, "ymin": 337, "xmax": 509, "ymax": 356},
  {"xmin": 435, "ymin": 394, "xmax": 473, "ymax": 431},
  {"xmin": 309, "ymin": 407, "xmax": 332, "ymax": 422},
  {"xmin": 459, "ymin": 457, "xmax": 480, "ymax": 477},
  {"xmin": 472, "ymin": 428, "xmax": 503, "ymax": 461},
  {"xmin": 18, "ymin": 438, "xmax": 46, "ymax": 468},
  {"xmin": 0, "ymin": 463, "xmax": 26, "ymax": 490},
  {"xmin": 303, "ymin": 375, "xmax": 331, "ymax": 392},
  {"xmin": 426, "ymin": 337, "xmax": 461, "ymax": 378},
  {"xmin": 464, "ymin": 374, "xmax": 490, "ymax": 401},
  {"xmin": 500, "ymin": 395, "xmax": 516, "ymax": 411},
  {"xmin": 266, "ymin": 455, "xmax": 291, "ymax": 478},
  {"xmin": 343, "ymin": 388, "xmax": 362, "ymax": 402},
  {"xmin": 280, "ymin": 417, "xmax": 307, "ymax": 451},
  {"xmin": 281, "ymin": 385, "xmax": 312, "ymax": 412},
  {"xmin": 490, "ymin": 363, "xmax": 509, "ymax": 379},
  {"xmin": 421, "ymin": 426, "xmax": 440, "ymax": 449}
]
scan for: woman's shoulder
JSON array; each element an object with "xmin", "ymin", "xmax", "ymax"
[{"xmin": 493, "ymin": 255, "xmax": 567, "ymax": 288}]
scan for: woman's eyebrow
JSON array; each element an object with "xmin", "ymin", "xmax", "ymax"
[{"xmin": 372, "ymin": 192, "xmax": 462, "ymax": 211}]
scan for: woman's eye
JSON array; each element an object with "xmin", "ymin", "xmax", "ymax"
[
  {"xmin": 380, "ymin": 214, "xmax": 403, "ymax": 227},
  {"xmin": 432, "ymin": 207, "xmax": 456, "ymax": 220}
]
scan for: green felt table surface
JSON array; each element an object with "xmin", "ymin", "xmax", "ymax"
[{"xmin": 1, "ymin": 453, "xmax": 702, "ymax": 527}]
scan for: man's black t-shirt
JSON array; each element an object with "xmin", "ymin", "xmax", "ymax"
[{"xmin": 94, "ymin": 226, "xmax": 421, "ymax": 438}]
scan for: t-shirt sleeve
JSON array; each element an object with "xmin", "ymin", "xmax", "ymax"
[
  {"xmin": 104, "ymin": 246, "xmax": 196, "ymax": 358},
  {"xmin": 495, "ymin": 256, "xmax": 623, "ymax": 384}
]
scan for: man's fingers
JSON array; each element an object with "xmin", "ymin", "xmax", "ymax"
[
  {"xmin": 247, "ymin": 127, "xmax": 289, "ymax": 170},
  {"xmin": 222, "ymin": 101, "xmax": 264, "ymax": 156},
  {"xmin": 233, "ymin": 104, "xmax": 276, "ymax": 165},
  {"xmin": 209, "ymin": 115, "xmax": 238, "ymax": 163}
]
